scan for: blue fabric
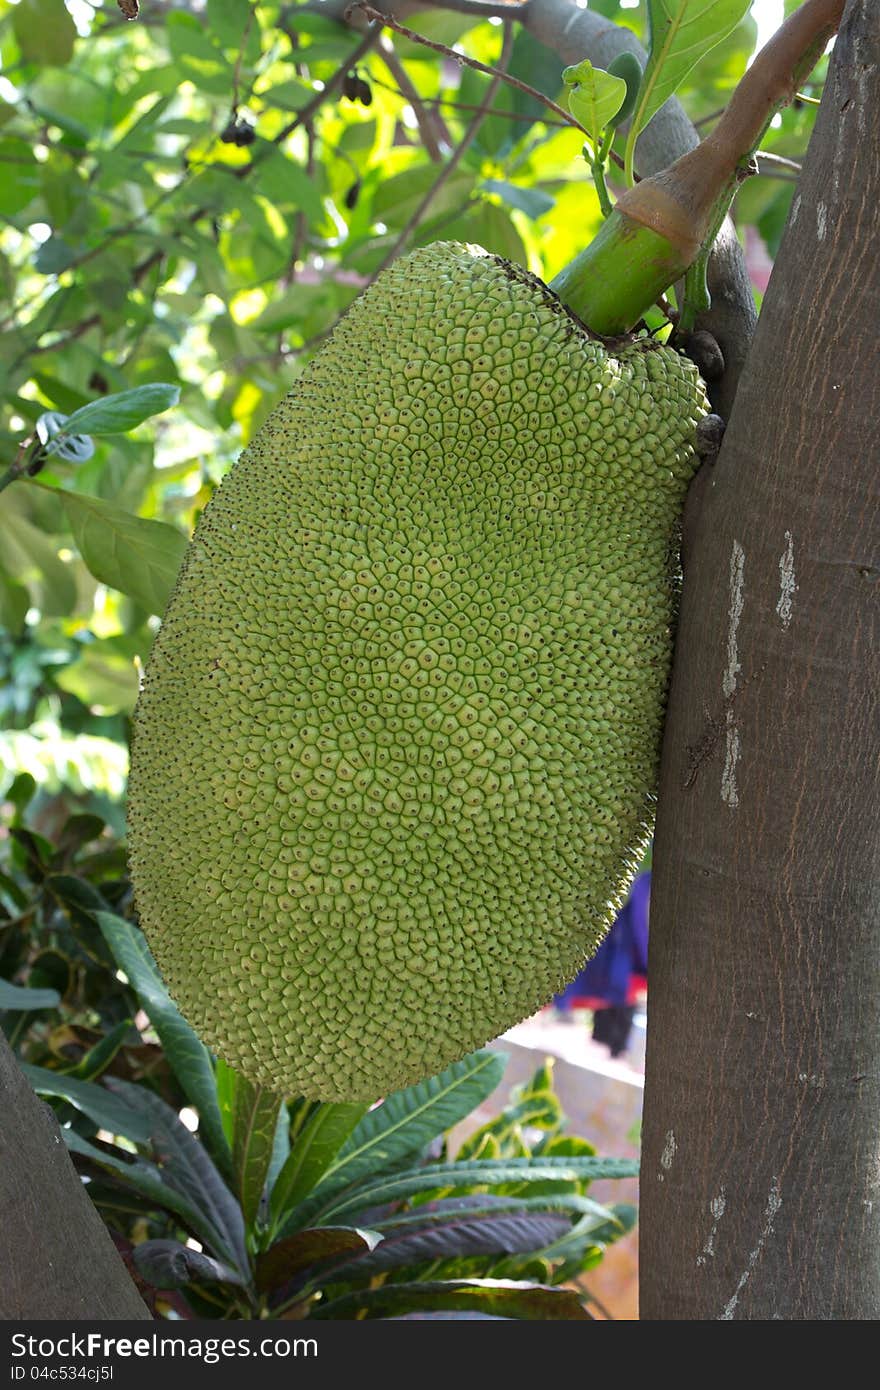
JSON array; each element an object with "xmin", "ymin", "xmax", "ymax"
[{"xmin": 555, "ymin": 871, "xmax": 650, "ymax": 1009}]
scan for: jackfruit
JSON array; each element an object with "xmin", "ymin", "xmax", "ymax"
[{"xmin": 128, "ymin": 242, "xmax": 708, "ymax": 1101}]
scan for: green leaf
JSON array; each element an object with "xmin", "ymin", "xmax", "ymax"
[
  {"xmin": 95, "ymin": 912, "xmax": 231, "ymax": 1180},
  {"xmin": 166, "ymin": 12, "xmax": 233, "ymax": 95},
  {"xmin": 267, "ymin": 1103, "xmax": 291, "ymax": 1193},
  {"xmin": 255, "ymin": 1226, "xmax": 381, "ymax": 1294},
  {"xmin": 255, "ymin": 148, "xmax": 326, "ymax": 224},
  {"xmin": 0, "ymin": 570, "xmax": 29, "ymax": 634},
  {"xmin": 0, "ymin": 979, "xmax": 60, "ymax": 1011},
  {"xmin": 206, "ymin": 0, "xmax": 259, "ymax": 55},
  {"xmin": 133, "ymin": 1239, "xmax": 245, "ymax": 1290},
  {"xmin": 268, "ymin": 1102, "xmax": 368, "ymax": 1233},
  {"xmin": 256, "ymin": 79, "xmax": 314, "ymax": 113},
  {"xmin": 327, "ymin": 1207, "xmax": 573, "ymax": 1281},
  {"xmin": 605, "ymin": 51, "xmax": 645, "ymax": 130},
  {"xmin": 53, "ymin": 641, "xmax": 139, "ymax": 714},
  {"xmin": 12, "ymin": 0, "xmax": 76, "ymax": 68},
  {"xmin": 61, "ymin": 384, "xmax": 179, "ymax": 437},
  {"xmin": 374, "ymin": 1192, "xmax": 615, "ymax": 1234},
  {"xmin": 319, "ymin": 1155, "xmax": 640, "ymax": 1226},
  {"xmin": 103, "ymin": 1077, "xmax": 248, "ymax": 1273},
  {"xmin": 34, "ymin": 237, "xmax": 77, "ymax": 275},
  {"xmin": 61, "ymin": 1128, "xmax": 227, "ymax": 1252},
  {"xmin": 313, "ymin": 1278, "xmax": 592, "ymax": 1321},
  {"xmin": 0, "ymin": 507, "xmax": 76, "ymax": 618},
  {"xmin": 627, "ymin": 0, "xmax": 753, "ymax": 169},
  {"xmin": 562, "ymin": 60, "xmax": 627, "ymax": 144},
  {"xmin": 46, "ymin": 488, "xmax": 187, "ymax": 616},
  {"xmin": 326, "ymin": 1050, "xmax": 507, "ymax": 1193},
  {"xmin": 0, "ymin": 139, "xmax": 40, "ymax": 216},
  {"xmin": 482, "ymin": 180, "xmax": 554, "ymax": 221},
  {"xmin": 232, "ymin": 1076, "xmax": 281, "ymax": 1229},
  {"xmin": 21, "ymin": 1064, "xmax": 152, "ymax": 1144},
  {"xmin": 68, "ymin": 1020, "xmax": 133, "ymax": 1082}
]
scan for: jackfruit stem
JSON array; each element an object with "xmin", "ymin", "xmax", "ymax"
[{"xmin": 551, "ymin": 0, "xmax": 845, "ymax": 335}]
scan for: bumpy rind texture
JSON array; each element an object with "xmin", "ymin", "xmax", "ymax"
[{"xmin": 128, "ymin": 243, "xmax": 708, "ymax": 1101}]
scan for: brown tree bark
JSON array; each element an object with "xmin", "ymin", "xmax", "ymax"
[
  {"xmin": 0, "ymin": 1029, "xmax": 150, "ymax": 1319},
  {"xmin": 641, "ymin": 0, "xmax": 879, "ymax": 1320}
]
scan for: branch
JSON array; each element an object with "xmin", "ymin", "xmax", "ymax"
[
  {"xmin": 378, "ymin": 36, "xmax": 450, "ymax": 160},
  {"xmin": 370, "ymin": 18, "xmax": 514, "ymax": 272},
  {"xmin": 349, "ymin": 4, "xmax": 586, "ymax": 136}
]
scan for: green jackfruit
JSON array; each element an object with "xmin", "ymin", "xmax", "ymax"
[{"xmin": 128, "ymin": 243, "xmax": 708, "ymax": 1101}]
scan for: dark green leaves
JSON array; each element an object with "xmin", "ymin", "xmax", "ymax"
[
  {"xmin": 325, "ymin": 1049, "xmax": 507, "ymax": 1194},
  {"xmin": 313, "ymin": 1279, "xmax": 593, "ymax": 1321},
  {"xmin": 0, "ymin": 979, "xmax": 61, "ymax": 1011},
  {"xmin": 95, "ymin": 912, "xmax": 231, "ymax": 1178},
  {"xmin": 133, "ymin": 1239, "xmax": 246, "ymax": 1290},
  {"xmin": 21, "ymin": 1063, "xmax": 152, "ymax": 1144},
  {"xmin": 268, "ymin": 1102, "xmax": 368, "ymax": 1235}
]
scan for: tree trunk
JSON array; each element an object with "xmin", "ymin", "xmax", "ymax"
[
  {"xmin": 640, "ymin": 0, "xmax": 879, "ymax": 1320},
  {"xmin": 0, "ymin": 1029, "xmax": 150, "ymax": 1318}
]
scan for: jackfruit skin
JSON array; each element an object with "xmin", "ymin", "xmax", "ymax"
[{"xmin": 128, "ymin": 243, "xmax": 708, "ymax": 1101}]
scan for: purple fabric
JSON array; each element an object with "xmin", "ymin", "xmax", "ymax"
[{"xmin": 555, "ymin": 870, "xmax": 651, "ymax": 1009}]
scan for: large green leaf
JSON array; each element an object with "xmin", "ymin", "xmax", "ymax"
[
  {"xmin": 268, "ymin": 1102, "xmax": 368, "ymax": 1234},
  {"xmin": 46, "ymin": 487, "xmax": 187, "ymax": 615},
  {"xmin": 373, "ymin": 1192, "xmax": 615, "ymax": 1233},
  {"xmin": 12, "ymin": 0, "xmax": 76, "ymax": 67},
  {"xmin": 166, "ymin": 12, "xmax": 233, "ymax": 95},
  {"xmin": 255, "ymin": 1226, "xmax": 381, "ymax": 1294},
  {"xmin": 21, "ymin": 1064, "xmax": 151, "ymax": 1144},
  {"xmin": 323, "ymin": 1208, "xmax": 573, "ymax": 1281},
  {"xmin": 0, "ymin": 979, "xmax": 60, "ymax": 1011},
  {"xmin": 313, "ymin": 1278, "xmax": 592, "ymax": 1320},
  {"xmin": 61, "ymin": 384, "xmax": 179, "ymax": 437},
  {"xmin": 61, "ymin": 1128, "xmax": 228, "ymax": 1253},
  {"xmin": 627, "ymin": 0, "xmax": 752, "ymax": 174},
  {"xmin": 103, "ymin": 1077, "xmax": 248, "ymax": 1274},
  {"xmin": 133, "ymin": 1239, "xmax": 246, "ymax": 1290},
  {"xmin": 0, "ymin": 506, "xmax": 77, "ymax": 618},
  {"xmin": 318, "ymin": 1155, "xmax": 640, "ymax": 1226},
  {"xmin": 95, "ymin": 912, "xmax": 231, "ymax": 1180},
  {"xmin": 232, "ymin": 1076, "xmax": 281, "ymax": 1229},
  {"xmin": 324, "ymin": 1050, "xmax": 507, "ymax": 1194}
]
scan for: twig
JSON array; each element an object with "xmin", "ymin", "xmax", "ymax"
[
  {"xmin": 367, "ymin": 19, "xmax": 515, "ymax": 280},
  {"xmin": 348, "ymin": 4, "xmax": 586, "ymax": 138},
  {"xmin": 755, "ymin": 149, "xmax": 803, "ymax": 173},
  {"xmin": 287, "ymin": 19, "xmax": 516, "ymax": 362},
  {"xmin": 288, "ymin": 123, "xmax": 317, "ymax": 276},
  {"xmin": 272, "ymin": 24, "xmax": 383, "ymax": 146},
  {"xmin": 231, "ymin": 2, "xmax": 258, "ymax": 116},
  {"xmin": 368, "ymin": 69, "xmax": 570, "ymax": 125},
  {"xmin": 378, "ymin": 36, "xmax": 450, "ymax": 160}
]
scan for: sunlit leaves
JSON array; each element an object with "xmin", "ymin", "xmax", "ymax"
[
  {"xmin": 625, "ymin": 0, "xmax": 753, "ymax": 180},
  {"xmin": 12, "ymin": 0, "xmax": 76, "ymax": 68},
  {"xmin": 562, "ymin": 60, "xmax": 627, "ymax": 145}
]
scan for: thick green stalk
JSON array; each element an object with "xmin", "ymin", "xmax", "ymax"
[{"xmin": 551, "ymin": 0, "xmax": 845, "ymax": 335}]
